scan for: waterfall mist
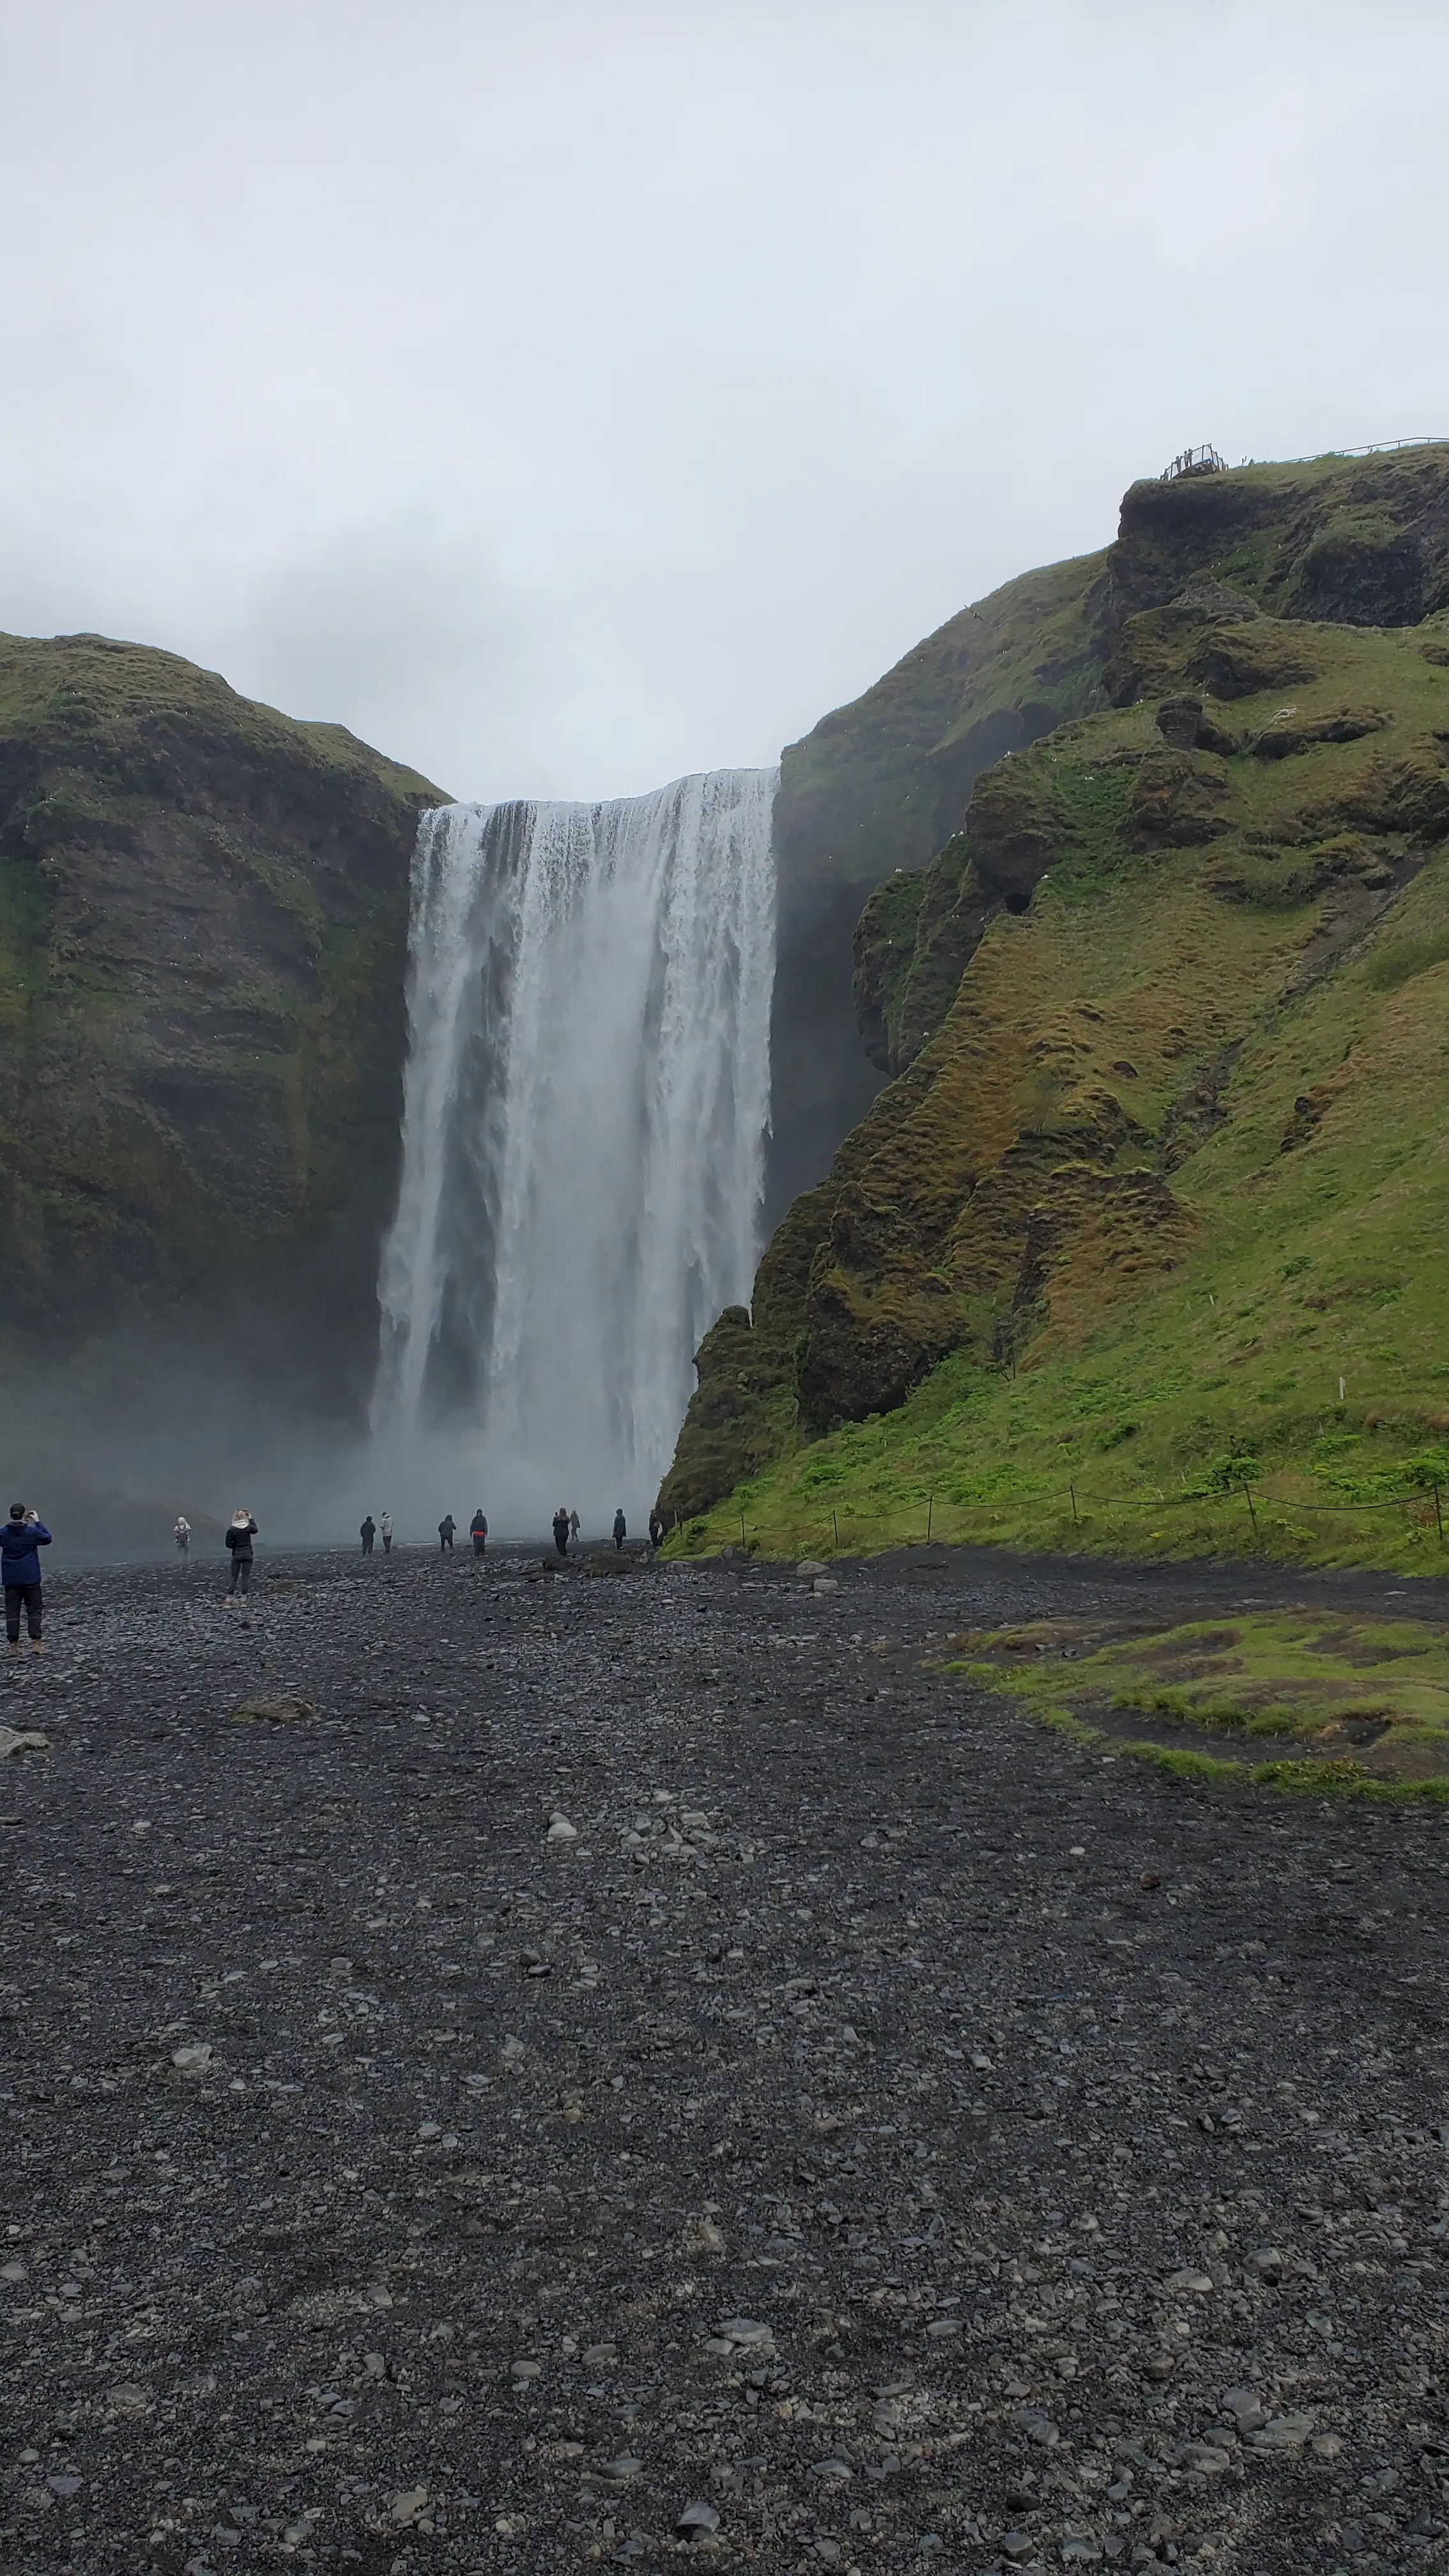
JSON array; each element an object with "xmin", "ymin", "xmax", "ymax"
[{"xmin": 371, "ymin": 769, "xmax": 777, "ymax": 1534}]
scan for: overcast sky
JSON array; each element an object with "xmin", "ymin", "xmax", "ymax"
[{"xmin": 4, "ymin": 0, "xmax": 1446, "ymax": 801}]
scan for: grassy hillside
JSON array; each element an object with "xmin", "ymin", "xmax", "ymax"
[
  {"xmin": 664, "ymin": 537, "xmax": 1449, "ymax": 1571},
  {"xmin": 765, "ymin": 440, "xmax": 1449, "ymax": 1214}
]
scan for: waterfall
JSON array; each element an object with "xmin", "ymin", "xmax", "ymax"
[{"xmin": 372, "ymin": 768, "xmax": 777, "ymax": 1527}]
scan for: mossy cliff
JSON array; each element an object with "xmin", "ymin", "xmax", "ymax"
[
  {"xmin": 0, "ymin": 632, "xmax": 443, "ymax": 1397},
  {"xmin": 768, "ymin": 551, "xmax": 1108, "ymax": 1213},
  {"xmin": 767, "ymin": 443, "xmax": 1449, "ymax": 1214},
  {"xmin": 664, "ymin": 445, "xmax": 1449, "ymax": 1564}
]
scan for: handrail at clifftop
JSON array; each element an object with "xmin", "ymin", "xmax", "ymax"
[{"xmin": 1163, "ymin": 434, "xmax": 1449, "ymax": 479}]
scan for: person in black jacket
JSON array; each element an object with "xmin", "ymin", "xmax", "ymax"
[
  {"xmin": 470, "ymin": 1509, "xmax": 488, "ymax": 1557},
  {"xmin": 225, "ymin": 1509, "xmax": 257, "ymax": 1601},
  {"xmin": 360, "ymin": 1514, "xmax": 376, "ymax": 1556},
  {"xmin": 613, "ymin": 1508, "xmax": 627, "ymax": 1551},
  {"xmin": 438, "ymin": 1514, "xmax": 456, "ymax": 1553},
  {"xmin": 552, "ymin": 1506, "xmax": 570, "ymax": 1559},
  {"xmin": 3, "ymin": 1503, "xmax": 51, "ymax": 1655}
]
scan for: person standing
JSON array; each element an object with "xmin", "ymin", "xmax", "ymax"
[
  {"xmin": 174, "ymin": 1514, "xmax": 192, "ymax": 1572},
  {"xmin": 613, "ymin": 1507, "xmax": 627, "ymax": 1551},
  {"xmin": 379, "ymin": 1512, "xmax": 393, "ymax": 1556},
  {"xmin": 648, "ymin": 1508, "xmax": 665, "ymax": 1552},
  {"xmin": 3, "ymin": 1503, "xmax": 50, "ymax": 1656},
  {"xmin": 568, "ymin": 1507, "xmax": 580, "ymax": 1547},
  {"xmin": 470, "ymin": 1508, "xmax": 488, "ymax": 1557},
  {"xmin": 360, "ymin": 1514, "xmax": 376, "ymax": 1556},
  {"xmin": 438, "ymin": 1514, "xmax": 456, "ymax": 1554},
  {"xmin": 552, "ymin": 1505, "xmax": 571, "ymax": 1560},
  {"xmin": 225, "ymin": 1508, "xmax": 257, "ymax": 1603}
]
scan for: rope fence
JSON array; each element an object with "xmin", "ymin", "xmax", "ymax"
[{"xmin": 727, "ymin": 1476, "xmax": 1447, "ymax": 1552}]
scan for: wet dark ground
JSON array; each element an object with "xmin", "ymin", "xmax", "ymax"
[{"xmin": 2, "ymin": 1544, "xmax": 1446, "ymax": 2576}]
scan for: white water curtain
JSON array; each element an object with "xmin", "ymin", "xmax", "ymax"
[{"xmin": 372, "ymin": 769, "xmax": 777, "ymax": 1528}]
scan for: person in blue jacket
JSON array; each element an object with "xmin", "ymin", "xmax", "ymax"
[
  {"xmin": 3, "ymin": 1503, "xmax": 51, "ymax": 1657},
  {"xmin": 613, "ymin": 1508, "xmax": 627, "ymax": 1551}
]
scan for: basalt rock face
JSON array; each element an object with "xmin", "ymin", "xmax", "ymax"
[
  {"xmin": 662, "ymin": 450, "xmax": 1449, "ymax": 1524},
  {"xmin": 1106, "ymin": 448, "xmax": 1449, "ymax": 632},
  {"xmin": 767, "ymin": 552, "xmax": 1110, "ymax": 1218},
  {"xmin": 0, "ymin": 632, "xmax": 443, "ymax": 1401}
]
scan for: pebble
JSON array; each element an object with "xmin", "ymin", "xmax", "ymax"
[
  {"xmin": 677, "ymin": 2499, "xmax": 721, "ymax": 2534},
  {"xmin": 0, "ymin": 1727, "xmax": 48, "ymax": 1756}
]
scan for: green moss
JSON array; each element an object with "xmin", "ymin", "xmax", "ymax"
[
  {"xmin": 0, "ymin": 627, "xmax": 447, "ymax": 1348},
  {"xmin": 934, "ymin": 1607, "xmax": 1449, "ymax": 1798}
]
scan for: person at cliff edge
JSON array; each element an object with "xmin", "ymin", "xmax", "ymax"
[
  {"xmin": 3, "ymin": 1503, "xmax": 50, "ymax": 1656},
  {"xmin": 225, "ymin": 1508, "xmax": 257, "ymax": 1602}
]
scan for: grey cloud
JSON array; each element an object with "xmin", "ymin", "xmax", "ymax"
[{"xmin": 3, "ymin": 0, "xmax": 1448, "ymax": 799}]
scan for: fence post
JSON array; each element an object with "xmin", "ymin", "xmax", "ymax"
[
  {"xmin": 832, "ymin": 1508, "xmax": 839, "ymax": 1551},
  {"xmin": 740, "ymin": 1510, "xmax": 747, "ymax": 1550},
  {"xmin": 1241, "ymin": 1478, "xmax": 1258, "ymax": 1536},
  {"xmin": 1070, "ymin": 1483, "xmax": 1079, "ymax": 1526},
  {"xmin": 926, "ymin": 1495, "xmax": 934, "ymax": 1543},
  {"xmin": 1436, "ymin": 1482, "xmax": 1445, "ymax": 1547}
]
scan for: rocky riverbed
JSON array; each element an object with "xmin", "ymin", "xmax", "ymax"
[{"xmin": 2, "ymin": 1544, "xmax": 1446, "ymax": 2576}]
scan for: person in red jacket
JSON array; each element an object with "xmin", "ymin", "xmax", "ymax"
[{"xmin": 3, "ymin": 1503, "xmax": 51, "ymax": 1655}]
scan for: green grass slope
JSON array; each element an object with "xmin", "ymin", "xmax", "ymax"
[{"xmin": 664, "ymin": 555, "xmax": 1449, "ymax": 1570}]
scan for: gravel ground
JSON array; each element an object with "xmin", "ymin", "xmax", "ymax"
[{"xmin": 2, "ymin": 1543, "xmax": 1447, "ymax": 2576}]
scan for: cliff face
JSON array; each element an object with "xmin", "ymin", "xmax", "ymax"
[
  {"xmin": 766, "ymin": 445, "xmax": 1449, "ymax": 1221},
  {"xmin": 767, "ymin": 549, "xmax": 1108, "ymax": 1216},
  {"xmin": 0, "ymin": 632, "xmax": 443, "ymax": 1403},
  {"xmin": 663, "ymin": 445, "xmax": 1449, "ymax": 1538}
]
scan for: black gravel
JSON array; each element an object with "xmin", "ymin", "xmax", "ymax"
[{"xmin": 2, "ymin": 1544, "xmax": 1446, "ymax": 2576}]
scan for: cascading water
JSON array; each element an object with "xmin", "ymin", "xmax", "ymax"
[{"xmin": 371, "ymin": 768, "xmax": 777, "ymax": 1528}]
